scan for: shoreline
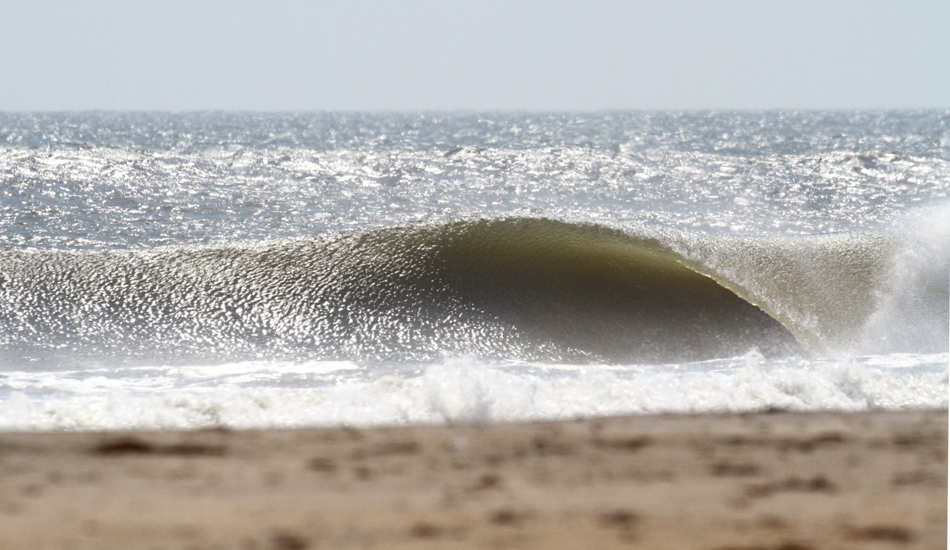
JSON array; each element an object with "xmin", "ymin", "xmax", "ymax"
[{"xmin": 0, "ymin": 409, "xmax": 946, "ymax": 549}]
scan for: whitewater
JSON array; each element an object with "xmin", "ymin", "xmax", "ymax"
[{"xmin": 0, "ymin": 111, "xmax": 947, "ymax": 430}]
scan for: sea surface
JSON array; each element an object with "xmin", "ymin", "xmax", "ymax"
[{"xmin": 0, "ymin": 111, "xmax": 947, "ymax": 430}]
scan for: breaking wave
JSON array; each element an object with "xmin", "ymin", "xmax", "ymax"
[{"xmin": 0, "ymin": 217, "xmax": 946, "ymax": 368}]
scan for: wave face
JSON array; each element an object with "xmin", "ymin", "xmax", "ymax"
[
  {"xmin": 7, "ymin": 213, "xmax": 942, "ymax": 368},
  {"xmin": 0, "ymin": 218, "xmax": 819, "ymax": 366}
]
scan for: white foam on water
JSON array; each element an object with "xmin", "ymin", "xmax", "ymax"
[{"xmin": 0, "ymin": 353, "xmax": 945, "ymax": 431}]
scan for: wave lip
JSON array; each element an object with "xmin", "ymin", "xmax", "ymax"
[{"xmin": 4, "ymin": 216, "xmax": 939, "ymax": 366}]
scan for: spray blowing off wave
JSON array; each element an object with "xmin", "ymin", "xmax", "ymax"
[{"xmin": 0, "ymin": 217, "xmax": 941, "ymax": 368}]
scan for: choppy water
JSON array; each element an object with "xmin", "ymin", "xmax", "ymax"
[{"xmin": 0, "ymin": 111, "xmax": 947, "ymax": 430}]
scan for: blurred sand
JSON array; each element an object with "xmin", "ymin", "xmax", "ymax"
[{"xmin": 0, "ymin": 409, "xmax": 945, "ymax": 549}]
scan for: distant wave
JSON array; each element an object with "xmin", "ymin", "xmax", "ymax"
[{"xmin": 0, "ymin": 217, "xmax": 945, "ymax": 367}]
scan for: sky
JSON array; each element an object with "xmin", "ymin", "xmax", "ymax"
[{"xmin": 1, "ymin": 0, "xmax": 948, "ymax": 111}]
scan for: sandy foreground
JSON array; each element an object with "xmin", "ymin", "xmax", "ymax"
[{"xmin": 0, "ymin": 410, "xmax": 945, "ymax": 550}]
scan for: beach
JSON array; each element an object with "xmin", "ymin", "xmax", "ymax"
[{"xmin": 1, "ymin": 409, "xmax": 945, "ymax": 549}]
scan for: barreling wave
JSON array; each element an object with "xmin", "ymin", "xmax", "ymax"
[{"xmin": 0, "ymin": 217, "xmax": 944, "ymax": 367}]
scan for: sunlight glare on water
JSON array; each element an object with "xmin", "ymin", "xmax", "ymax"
[{"xmin": 0, "ymin": 111, "xmax": 947, "ymax": 430}]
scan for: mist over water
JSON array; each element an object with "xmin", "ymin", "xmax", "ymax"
[{"xmin": 0, "ymin": 111, "xmax": 947, "ymax": 430}]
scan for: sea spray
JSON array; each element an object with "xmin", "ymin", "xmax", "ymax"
[{"xmin": 860, "ymin": 203, "xmax": 950, "ymax": 354}]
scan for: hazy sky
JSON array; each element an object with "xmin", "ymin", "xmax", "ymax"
[{"xmin": 2, "ymin": 0, "xmax": 948, "ymax": 111}]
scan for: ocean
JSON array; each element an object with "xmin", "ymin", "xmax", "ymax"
[{"xmin": 0, "ymin": 111, "xmax": 947, "ymax": 430}]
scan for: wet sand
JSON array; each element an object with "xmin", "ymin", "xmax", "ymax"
[{"xmin": 0, "ymin": 409, "xmax": 945, "ymax": 549}]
